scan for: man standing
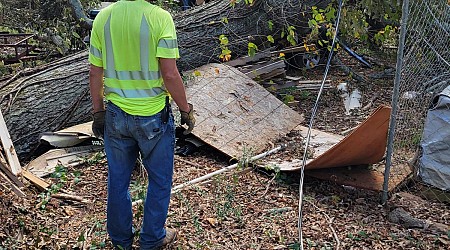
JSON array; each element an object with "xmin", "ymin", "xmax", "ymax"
[{"xmin": 88, "ymin": 0, "xmax": 195, "ymax": 249}]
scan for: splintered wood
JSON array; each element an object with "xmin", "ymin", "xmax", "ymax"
[
  {"xmin": 0, "ymin": 109, "xmax": 21, "ymax": 175},
  {"xmin": 184, "ymin": 63, "xmax": 303, "ymax": 158}
]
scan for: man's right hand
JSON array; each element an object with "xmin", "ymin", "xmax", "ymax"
[
  {"xmin": 180, "ymin": 103, "xmax": 195, "ymax": 135},
  {"xmin": 92, "ymin": 110, "xmax": 106, "ymax": 138}
]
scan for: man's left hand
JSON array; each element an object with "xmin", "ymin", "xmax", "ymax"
[{"xmin": 180, "ymin": 103, "xmax": 195, "ymax": 135}]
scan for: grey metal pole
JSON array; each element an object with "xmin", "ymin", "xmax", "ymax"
[{"xmin": 382, "ymin": 0, "xmax": 410, "ymax": 204}]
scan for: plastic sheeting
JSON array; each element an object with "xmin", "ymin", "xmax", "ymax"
[{"xmin": 419, "ymin": 85, "xmax": 450, "ymax": 191}]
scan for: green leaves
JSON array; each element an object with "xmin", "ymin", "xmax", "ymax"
[
  {"xmin": 287, "ymin": 26, "xmax": 297, "ymax": 46},
  {"xmin": 268, "ymin": 20, "xmax": 274, "ymax": 31},
  {"xmin": 219, "ymin": 35, "xmax": 231, "ymax": 61},
  {"xmin": 247, "ymin": 42, "xmax": 258, "ymax": 57}
]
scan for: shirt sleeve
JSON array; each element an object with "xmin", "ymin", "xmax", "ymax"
[
  {"xmin": 88, "ymin": 19, "xmax": 103, "ymax": 67},
  {"xmin": 155, "ymin": 11, "xmax": 180, "ymax": 59}
]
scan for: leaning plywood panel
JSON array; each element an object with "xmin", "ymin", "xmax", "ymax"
[
  {"xmin": 305, "ymin": 105, "xmax": 391, "ymax": 169},
  {"xmin": 183, "ymin": 63, "xmax": 304, "ymax": 158},
  {"xmin": 261, "ymin": 105, "xmax": 391, "ymax": 171}
]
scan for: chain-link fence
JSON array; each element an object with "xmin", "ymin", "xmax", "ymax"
[{"xmin": 384, "ymin": 0, "xmax": 450, "ymax": 202}]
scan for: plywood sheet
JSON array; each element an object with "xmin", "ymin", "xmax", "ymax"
[
  {"xmin": 258, "ymin": 106, "xmax": 395, "ymax": 191},
  {"xmin": 306, "ymin": 105, "xmax": 391, "ymax": 169},
  {"xmin": 267, "ymin": 105, "xmax": 391, "ymax": 171},
  {"xmin": 184, "ymin": 63, "xmax": 304, "ymax": 158}
]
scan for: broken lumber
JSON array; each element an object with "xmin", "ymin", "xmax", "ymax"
[
  {"xmin": 0, "ymin": 160, "xmax": 26, "ymax": 197},
  {"xmin": 225, "ymin": 50, "xmax": 273, "ymax": 67},
  {"xmin": 0, "ymin": 160, "xmax": 24, "ymax": 187},
  {"xmin": 240, "ymin": 60, "xmax": 286, "ymax": 81},
  {"xmin": 21, "ymin": 169, "xmax": 50, "ymax": 191},
  {"xmin": 0, "ymin": 109, "xmax": 21, "ymax": 175},
  {"xmin": 270, "ymin": 44, "xmax": 317, "ymax": 55}
]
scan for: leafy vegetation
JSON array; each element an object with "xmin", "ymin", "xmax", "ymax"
[{"xmin": 0, "ymin": 0, "xmax": 401, "ymax": 77}]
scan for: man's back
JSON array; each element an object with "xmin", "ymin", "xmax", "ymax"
[{"xmin": 89, "ymin": 0, "xmax": 180, "ymax": 116}]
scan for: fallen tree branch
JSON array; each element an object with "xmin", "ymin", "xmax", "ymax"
[{"xmin": 51, "ymin": 193, "xmax": 89, "ymax": 203}]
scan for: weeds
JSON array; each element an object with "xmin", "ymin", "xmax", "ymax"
[
  {"xmin": 175, "ymin": 192, "xmax": 203, "ymax": 233},
  {"xmin": 82, "ymin": 151, "xmax": 105, "ymax": 165}
]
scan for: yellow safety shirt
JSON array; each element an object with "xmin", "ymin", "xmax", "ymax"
[{"xmin": 89, "ymin": 0, "xmax": 180, "ymax": 116}]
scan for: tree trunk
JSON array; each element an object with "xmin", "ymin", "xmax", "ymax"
[
  {"xmin": 0, "ymin": 51, "xmax": 91, "ymax": 160},
  {"xmin": 2, "ymin": 0, "xmax": 328, "ymax": 160}
]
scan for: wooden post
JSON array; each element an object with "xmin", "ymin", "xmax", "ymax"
[{"xmin": 0, "ymin": 109, "xmax": 22, "ymax": 175}]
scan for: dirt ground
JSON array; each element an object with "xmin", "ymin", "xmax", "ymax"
[{"xmin": 1, "ymin": 51, "xmax": 449, "ymax": 249}]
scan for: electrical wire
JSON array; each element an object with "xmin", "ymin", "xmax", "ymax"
[{"xmin": 297, "ymin": 0, "xmax": 345, "ymax": 249}]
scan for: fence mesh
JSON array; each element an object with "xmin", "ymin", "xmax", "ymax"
[{"xmin": 386, "ymin": 0, "xmax": 450, "ymax": 201}]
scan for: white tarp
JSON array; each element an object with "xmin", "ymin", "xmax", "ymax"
[{"xmin": 419, "ymin": 85, "xmax": 450, "ymax": 191}]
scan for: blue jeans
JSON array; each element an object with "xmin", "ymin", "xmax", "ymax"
[{"xmin": 104, "ymin": 102, "xmax": 175, "ymax": 250}]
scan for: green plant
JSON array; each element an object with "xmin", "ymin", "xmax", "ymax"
[
  {"xmin": 73, "ymin": 170, "xmax": 82, "ymax": 184},
  {"xmin": 130, "ymin": 179, "xmax": 147, "ymax": 202},
  {"xmin": 51, "ymin": 164, "xmax": 68, "ymax": 181},
  {"xmin": 247, "ymin": 42, "xmax": 258, "ymax": 57},
  {"xmin": 236, "ymin": 146, "xmax": 254, "ymax": 169},
  {"xmin": 347, "ymin": 233, "xmax": 361, "ymax": 241},
  {"xmin": 358, "ymin": 230, "xmax": 369, "ymax": 239},
  {"xmin": 175, "ymin": 192, "xmax": 203, "ymax": 233},
  {"xmin": 283, "ymin": 94, "xmax": 295, "ymax": 104},
  {"xmin": 83, "ymin": 151, "xmax": 105, "ymax": 165},
  {"xmin": 218, "ymin": 34, "xmax": 231, "ymax": 62},
  {"xmin": 374, "ymin": 24, "xmax": 395, "ymax": 45}
]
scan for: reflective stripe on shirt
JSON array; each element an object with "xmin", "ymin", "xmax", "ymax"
[{"xmin": 103, "ymin": 14, "xmax": 162, "ymax": 98}]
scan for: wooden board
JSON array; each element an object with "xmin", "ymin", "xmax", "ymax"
[
  {"xmin": 0, "ymin": 169, "xmax": 26, "ymax": 197},
  {"xmin": 0, "ymin": 109, "xmax": 21, "ymax": 175},
  {"xmin": 184, "ymin": 63, "xmax": 304, "ymax": 158},
  {"xmin": 0, "ymin": 161, "xmax": 24, "ymax": 188},
  {"xmin": 21, "ymin": 169, "xmax": 50, "ymax": 191}
]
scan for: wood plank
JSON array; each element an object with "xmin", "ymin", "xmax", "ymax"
[
  {"xmin": 241, "ymin": 60, "xmax": 285, "ymax": 77},
  {"xmin": 270, "ymin": 44, "xmax": 316, "ymax": 55},
  {"xmin": 240, "ymin": 60, "xmax": 286, "ymax": 81},
  {"xmin": 0, "ymin": 109, "xmax": 22, "ymax": 175},
  {"xmin": 225, "ymin": 51, "xmax": 272, "ymax": 67},
  {"xmin": 263, "ymin": 81, "xmax": 332, "ymax": 90},
  {"xmin": 0, "ymin": 161, "xmax": 24, "ymax": 188},
  {"xmin": 21, "ymin": 169, "xmax": 50, "ymax": 191}
]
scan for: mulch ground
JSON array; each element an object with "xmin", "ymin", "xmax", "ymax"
[{"xmin": 1, "ymin": 51, "xmax": 449, "ymax": 249}]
